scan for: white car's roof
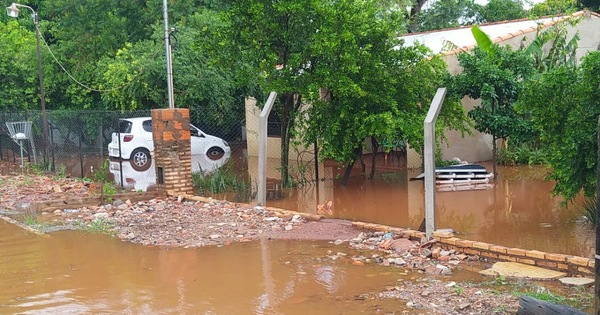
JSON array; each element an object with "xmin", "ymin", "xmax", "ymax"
[
  {"xmin": 121, "ymin": 117, "xmax": 151, "ymax": 122},
  {"xmin": 121, "ymin": 116, "xmax": 208, "ymax": 133}
]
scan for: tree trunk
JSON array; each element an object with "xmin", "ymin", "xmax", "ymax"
[
  {"xmin": 492, "ymin": 135, "xmax": 497, "ymax": 177},
  {"xmin": 359, "ymin": 146, "xmax": 366, "ymax": 176},
  {"xmin": 370, "ymin": 136, "xmax": 378, "ymax": 179},
  {"xmin": 341, "ymin": 146, "xmax": 362, "ymax": 186},
  {"xmin": 341, "ymin": 159, "xmax": 356, "ymax": 186},
  {"xmin": 279, "ymin": 93, "xmax": 302, "ymax": 188},
  {"xmin": 492, "ymin": 99, "xmax": 497, "ymax": 178}
]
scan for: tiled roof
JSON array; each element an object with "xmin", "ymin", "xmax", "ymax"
[{"xmin": 401, "ymin": 10, "xmax": 598, "ymax": 56}]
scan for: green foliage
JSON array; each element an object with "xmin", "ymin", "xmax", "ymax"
[
  {"xmin": 517, "ymin": 52, "xmax": 600, "ymax": 200},
  {"xmin": 529, "ymin": 0, "xmax": 579, "ymax": 16},
  {"xmin": 409, "ymin": 0, "xmax": 480, "ymax": 32},
  {"xmin": 577, "ymin": 0, "xmax": 600, "ymax": 11},
  {"xmin": 192, "ymin": 162, "xmax": 250, "ymax": 194},
  {"xmin": 477, "ymin": 0, "xmax": 527, "ymax": 22},
  {"xmin": 450, "ymin": 45, "xmax": 536, "ymax": 142},
  {"xmin": 451, "ymin": 284, "xmax": 464, "ymax": 295},
  {"xmin": 497, "ymin": 146, "xmax": 548, "ymax": 165},
  {"xmin": 102, "ymin": 182, "xmax": 117, "ymax": 201},
  {"xmin": 227, "ymin": 0, "xmax": 463, "ymax": 184},
  {"xmin": 92, "ymin": 159, "xmax": 112, "ymax": 183},
  {"xmin": 23, "ymin": 215, "xmax": 42, "ymax": 227},
  {"xmin": 471, "ymin": 25, "xmax": 494, "ymax": 54},
  {"xmin": 581, "ymin": 196, "xmax": 597, "ymax": 226},
  {"xmin": 0, "ymin": 21, "xmax": 39, "ymax": 110},
  {"xmin": 76, "ymin": 218, "xmax": 115, "ymax": 236},
  {"xmin": 523, "ymin": 18, "xmax": 581, "ymax": 72},
  {"xmin": 514, "ymin": 286, "xmax": 593, "ymax": 310}
]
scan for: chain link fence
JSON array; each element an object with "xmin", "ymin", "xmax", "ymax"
[{"xmin": 0, "ymin": 108, "xmax": 419, "ymax": 200}]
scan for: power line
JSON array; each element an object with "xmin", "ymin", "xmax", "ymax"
[{"xmin": 36, "ymin": 23, "xmax": 144, "ymax": 93}]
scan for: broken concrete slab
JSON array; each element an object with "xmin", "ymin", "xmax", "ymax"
[
  {"xmin": 479, "ymin": 262, "xmax": 566, "ymax": 280},
  {"xmin": 558, "ymin": 277, "xmax": 594, "ymax": 286}
]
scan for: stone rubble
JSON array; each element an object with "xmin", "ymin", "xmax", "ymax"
[{"xmin": 51, "ymin": 197, "xmax": 311, "ymax": 247}]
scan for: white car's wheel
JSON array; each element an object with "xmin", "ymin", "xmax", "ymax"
[
  {"xmin": 207, "ymin": 146, "xmax": 225, "ymax": 160},
  {"xmin": 131, "ymin": 148, "xmax": 151, "ymax": 171}
]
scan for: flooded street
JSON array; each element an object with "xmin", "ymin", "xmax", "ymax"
[
  {"xmin": 107, "ymin": 154, "xmax": 595, "ymax": 260},
  {"xmin": 0, "ymin": 220, "xmax": 415, "ymax": 314},
  {"xmin": 265, "ymin": 164, "xmax": 594, "ymax": 259},
  {"xmin": 1, "ymin": 160, "xmax": 595, "ymax": 314}
]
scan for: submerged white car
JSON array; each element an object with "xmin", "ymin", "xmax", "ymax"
[{"xmin": 108, "ymin": 117, "xmax": 230, "ymax": 171}]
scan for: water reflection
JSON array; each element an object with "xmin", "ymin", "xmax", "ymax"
[
  {"xmin": 262, "ymin": 164, "xmax": 593, "ymax": 258},
  {"xmin": 0, "ymin": 221, "xmax": 408, "ymax": 314},
  {"xmin": 110, "ymin": 153, "xmax": 230, "ymax": 191}
]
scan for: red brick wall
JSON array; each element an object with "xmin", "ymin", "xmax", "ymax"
[{"xmin": 151, "ymin": 109, "xmax": 193, "ymax": 195}]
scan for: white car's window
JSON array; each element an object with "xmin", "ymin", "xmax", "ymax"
[
  {"xmin": 191, "ymin": 125, "xmax": 205, "ymax": 137},
  {"xmin": 142, "ymin": 120, "xmax": 152, "ymax": 132},
  {"xmin": 118, "ymin": 121, "xmax": 132, "ymax": 133}
]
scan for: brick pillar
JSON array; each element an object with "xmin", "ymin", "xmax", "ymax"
[{"xmin": 151, "ymin": 108, "xmax": 193, "ymax": 195}]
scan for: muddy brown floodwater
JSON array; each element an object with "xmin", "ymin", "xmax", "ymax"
[
  {"xmin": 109, "ymin": 156, "xmax": 594, "ymax": 259},
  {"xmin": 0, "ymin": 220, "xmax": 419, "ymax": 314},
  {"xmin": 264, "ymin": 164, "xmax": 594, "ymax": 259}
]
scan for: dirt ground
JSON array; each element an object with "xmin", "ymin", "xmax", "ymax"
[{"xmin": 0, "ymin": 164, "xmax": 593, "ymax": 314}]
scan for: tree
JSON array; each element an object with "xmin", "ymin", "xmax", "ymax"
[
  {"xmin": 97, "ymin": 8, "xmax": 243, "ymax": 138},
  {"xmin": 577, "ymin": 0, "xmax": 600, "ymax": 11},
  {"xmin": 409, "ymin": 0, "xmax": 480, "ymax": 32},
  {"xmin": 304, "ymin": 43, "xmax": 468, "ymax": 184},
  {"xmin": 0, "ymin": 21, "xmax": 39, "ymax": 110},
  {"xmin": 518, "ymin": 52, "xmax": 600, "ymax": 200},
  {"xmin": 529, "ymin": 0, "xmax": 579, "ymax": 16},
  {"xmin": 227, "ymin": 0, "xmax": 470, "ymax": 186},
  {"xmin": 477, "ymin": 0, "xmax": 526, "ymax": 22},
  {"xmin": 226, "ymin": 0, "xmax": 326, "ymax": 187},
  {"xmin": 522, "ymin": 18, "xmax": 581, "ymax": 72},
  {"xmin": 450, "ymin": 27, "xmax": 537, "ymax": 175}
]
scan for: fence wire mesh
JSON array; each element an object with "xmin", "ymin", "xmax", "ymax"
[{"xmin": 0, "ymin": 108, "xmax": 421, "ymax": 202}]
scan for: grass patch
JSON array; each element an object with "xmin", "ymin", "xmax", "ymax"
[
  {"xmin": 497, "ymin": 146, "xmax": 548, "ymax": 166},
  {"xmin": 74, "ymin": 218, "xmax": 115, "ymax": 236},
  {"xmin": 192, "ymin": 161, "xmax": 250, "ymax": 194},
  {"xmin": 512, "ymin": 284, "xmax": 594, "ymax": 311},
  {"xmin": 23, "ymin": 215, "xmax": 44, "ymax": 228},
  {"xmin": 84, "ymin": 159, "xmax": 118, "ymax": 202},
  {"xmin": 581, "ymin": 197, "xmax": 597, "ymax": 226}
]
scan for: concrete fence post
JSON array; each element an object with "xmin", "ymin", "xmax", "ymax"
[
  {"xmin": 424, "ymin": 88, "xmax": 447, "ymax": 239},
  {"xmin": 257, "ymin": 92, "xmax": 277, "ymax": 206}
]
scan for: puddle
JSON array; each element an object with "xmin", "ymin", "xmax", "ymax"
[{"xmin": 0, "ymin": 220, "xmax": 417, "ymax": 314}]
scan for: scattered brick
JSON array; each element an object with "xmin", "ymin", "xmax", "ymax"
[
  {"xmin": 537, "ymin": 261, "xmax": 558, "ymax": 269},
  {"xmin": 481, "ymin": 251, "xmax": 498, "ymax": 259},
  {"xmin": 577, "ymin": 267, "xmax": 593, "ymax": 274},
  {"xmin": 525, "ymin": 250, "xmax": 546, "ymax": 260},
  {"xmin": 455, "ymin": 240, "xmax": 475, "ymax": 248},
  {"xmin": 507, "ymin": 248, "xmax": 526, "ymax": 257},
  {"xmin": 490, "ymin": 245, "xmax": 508, "ymax": 254},
  {"xmin": 545, "ymin": 253, "xmax": 567, "ymax": 262},
  {"xmin": 566, "ymin": 256, "xmax": 590, "ymax": 267},
  {"xmin": 473, "ymin": 242, "xmax": 490, "ymax": 250},
  {"xmin": 517, "ymin": 258, "xmax": 536, "ymax": 265}
]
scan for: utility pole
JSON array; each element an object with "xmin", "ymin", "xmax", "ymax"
[
  {"xmin": 162, "ymin": 0, "xmax": 174, "ymax": 109},
  {"xmin": 595, "ymin": 117, "xmax": 600, "ymax": 315}
]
